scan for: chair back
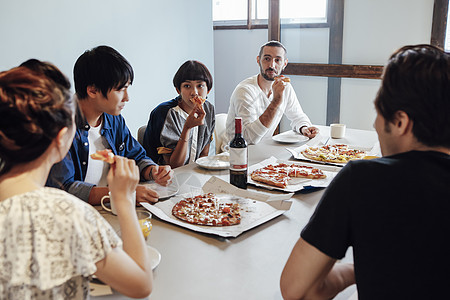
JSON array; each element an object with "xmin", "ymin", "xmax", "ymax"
[
  {"xmin": 137, "ymin": 125, "xmax": 147, "ymax": 146},
  {"xmin": 214, "ymin": 113, "xmax": 228, "ymax": 154}
]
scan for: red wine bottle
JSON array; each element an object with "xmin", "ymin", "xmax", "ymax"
[{"xmin": 229, "ymin": 117, "xmax": 248, "ymax": 189}]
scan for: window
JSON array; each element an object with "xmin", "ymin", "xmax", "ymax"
[
  {"xmin": 280, "ymin": 0, "xmax": 327, "ymax": 24},
  {"xmin": 213, "ymin": 0, "xmax": 327, "ymax": 28},
  {"xmin": 213, "ymin": 0, "xmax": 248, "ymax": 23}
]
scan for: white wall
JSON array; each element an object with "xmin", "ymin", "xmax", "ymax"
[
  {"xmin": 213, "ymin": 29, "xmax": 267, "ymax": 113},
  {"xmin": 0, "ymin": 0, "xmax": 215, "ymax": 137},
  {"xmin": 213, "ymin": 0, "xmax": 434, "ymax": 131},
  {"xmin": 340, "ymin": 0, "xmax": 434, "ymax": 130}
]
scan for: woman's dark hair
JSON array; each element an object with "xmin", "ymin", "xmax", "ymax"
[
  {"xmin": 173, "ymin": 60, "xmax": 213, "ymax": 92},
  {"xmin": 74, "ymin": 45, "xmax": 134, "ymax": 99},
  {"xmin": 374, "ymin": 44, "xmax": 450, "ymax": 148},
  {"xmin": 20, "ymin": 58, "xmax": 71, "ymax": 90},
  {"xmin": 0, "ymin": 64, "xmax": 73, "ymax": 175}
]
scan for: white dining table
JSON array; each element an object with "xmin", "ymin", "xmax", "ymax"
[{"xmin": 93, "ymin": 125, "xmax": 379, "ymax": 300}]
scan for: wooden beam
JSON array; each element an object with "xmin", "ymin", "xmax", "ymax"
[
  {"xmin": 214, "ymin": 24, "xmax": 267, "ymax": 30},
  {"xmin": 283, "ymin": 63, "xmax": 383, "ymax": 79},
  {"xmin": 213, "ymin": 23, "xmax": 329, "ymax": 31},
  {"xmin": 268, "ymin": 0, "xmax": 280, "ymax": 41},
  {"xmin": 431, "ymin": 0, "xmax": 448, "ymax": 49},
  {"xmin": 268, "ymin": 0, "xmax": 281, "ymax": 135},
  {"xmin": 326, "ymin": 0, "xmax": 345, "ymax": 125},
  {"xmin": 247, "ymin": 0, "xmax": 253, "ymax": 30},
  {"xmin": 328, "ymin": 0, "xmax": 344, "ymax": 64}
]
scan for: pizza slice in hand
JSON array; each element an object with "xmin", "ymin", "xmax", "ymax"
[
  {"xmin": 90, "ymin": 149, "xmax": 115, "ymax": 164},
  {"xmin": 275, "ymin": 75, "xmax": 290, "ymax": 82},
  {"xmin": 191, "ymin": 95, "xmax": 206, "ymax": 106}
]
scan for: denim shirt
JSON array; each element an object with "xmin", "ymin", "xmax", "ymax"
[{"xmin": 46, "ymin": 110, "xmax": 155, "ymax": 202}]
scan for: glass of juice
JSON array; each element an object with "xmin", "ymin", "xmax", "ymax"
[{"xmin": 136, "ymin": 211, "xmax": 152, "ymax": 239}]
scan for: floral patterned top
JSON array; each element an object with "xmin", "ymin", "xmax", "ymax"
[{"xmin": 0, "ymin": 187, "xmax": 121, "ymax": 299}]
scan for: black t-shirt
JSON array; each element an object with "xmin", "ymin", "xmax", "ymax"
[{"xmin": 302, "ymin": 151, "xmax": 450, "ymax": 299}]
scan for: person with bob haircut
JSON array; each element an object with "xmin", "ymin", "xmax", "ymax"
[
  {"xmin": 0, "ymin": 61, "xmax": 153, "ymax": 299},
  {"xmin": 143, "ymin": 60, "xmax": 215, "ymax": 168},
  {"xmin": 280, "ymin": 44, "xmax": 450, "ymax": 300},
  {"xmin": 47, "ymin": 45, "xmax": 173, "ymax": 204}
]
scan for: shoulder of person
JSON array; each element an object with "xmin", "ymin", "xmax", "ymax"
[
  {"xmin": 147, "ymin": 98, "xmax": 179, "ymax": 132},
  {"xmin": 238, "ymin": 75, "xmax": 258, "ymax": 88},
  {"xmin": 339, "ymin": 158, "xmax": 388, "ymax": 182},
  {"xmin": 203, "ymin": 100, "xmax": 215, "ymax": 111},
  {"xmin": 41, "ymin": 187, "xmax": 97, "ymax": 214},
  {"xmin": 161, "ymin": 107, "xmax": 185, "ymax": 129},
  {"xmin": 103, "ymin": 112, "xmax": 125, "ymax": 125},
  {"xmin": 232, "ymin": 76, "xmax": 259, "ymax": 98},
  {"xmin": 151, "ymin": 97, "xmax": 179, "ymax": 115}
]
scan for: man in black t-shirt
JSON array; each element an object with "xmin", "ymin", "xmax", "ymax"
[{"xmin": 280, "ymin": 45, "xmax": 450, "ymax": 300}]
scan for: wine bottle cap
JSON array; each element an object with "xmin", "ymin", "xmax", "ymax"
[{"xmin": 235, "ymin": 117, "xmax": 242, "ymax": 134}]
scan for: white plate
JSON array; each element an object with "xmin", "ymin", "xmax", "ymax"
[
  {"xmin": 148, "ymin": 245, "xmax": 161, "ymax": 270},
  {"xmin": 143, "ymin": 182, "xmax": 178, "ymax": 199},
  {"xmin": 272, "ymin": 132, "xmax": 309, "ymax": 144},
  {"xmin": 195, "ymin": 153, "xmax": 230, "ymax": 170}
]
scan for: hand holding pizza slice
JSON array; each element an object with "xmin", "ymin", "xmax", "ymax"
[
  {"xmin": 90, "ymin": 149, "xmax": 115, "ymax": 164},
  {"xmin": 184, "ymin": 104, "xmax": 205, "ymax": 129},
  {"xmin": 191, "ymin": 95, "xmax": 206, "ymax": 107}
]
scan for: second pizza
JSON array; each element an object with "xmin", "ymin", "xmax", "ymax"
[{"xmin": 250, "ymin": 163, "xmax": 326, "ymax": 188}]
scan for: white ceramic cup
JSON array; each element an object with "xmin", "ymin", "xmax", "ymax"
[
  {"xmin": 330, "ymin": 123, "xmax": 346, "ymax": 139},
  {"xmin": 101, "ymin": 191, "xmax": 136, "ymax": 215}
]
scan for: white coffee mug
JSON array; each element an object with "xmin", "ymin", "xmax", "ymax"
[
  {"xmin": 330, "ymin": 123, "xmax": 346, "ymax": 139},
  {"xmin": 101, "ymin": 191, "xmax": 136, "ymax": 215}
]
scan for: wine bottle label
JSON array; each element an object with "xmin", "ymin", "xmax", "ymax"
[{"xmin": 229, "ymin": 148, "xmax": 248, "ymax": 171}]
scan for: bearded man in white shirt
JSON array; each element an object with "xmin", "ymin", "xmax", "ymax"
[{"xmin": 225, "ymin": 40, "xmax": 319, "ymax": 145}]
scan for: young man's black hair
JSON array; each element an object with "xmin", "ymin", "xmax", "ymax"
[{"xmin": 73, "ymin": 45, "xmax": 134, "ymax": 99}]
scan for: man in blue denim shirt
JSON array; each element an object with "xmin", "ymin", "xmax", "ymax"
[{"xmin": 47, "ymin": 46, "xmax": 173, "ymax": 205}]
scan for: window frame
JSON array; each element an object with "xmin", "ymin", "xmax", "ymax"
[
  {"xmin": 430, "ymin": 0, "xmax": 448, "ymax": 50},
  {"xmin": 213, "ymin": 0, "xmax": 329, "ymax": 30},
  {"xmin": 213, "ymin": 0, "xmax": 443, "ymax": 125}
]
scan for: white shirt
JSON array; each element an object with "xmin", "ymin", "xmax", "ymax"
[
  {"xmin": 225, "ymin": 74, "xmax": 312, "ymax": 145},
  {"xmin": 85, "ymin": 120, "xmax": 110, "ymax": 186}
]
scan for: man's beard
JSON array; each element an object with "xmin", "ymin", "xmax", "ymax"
[{"xmin": 260, "ymin": 64, "xmax": 277, "ymax": 81}]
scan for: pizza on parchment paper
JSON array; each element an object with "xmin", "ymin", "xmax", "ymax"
[
  {"xmin": 172, "ymin": 193, "xmax": 241, "ymax": 226},
  {"xmin": 301, "ymin": 144, "xmax": 366, "ymax": 164},
  {"xmin": 251, "ymin": 163, "xmax": 326, "ymax": 189}
]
